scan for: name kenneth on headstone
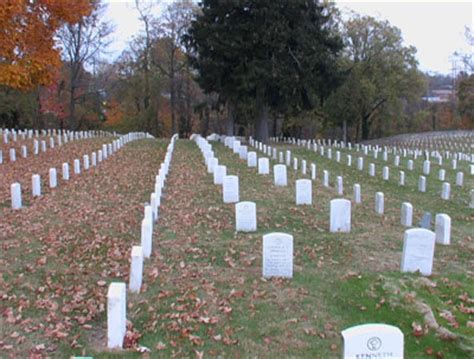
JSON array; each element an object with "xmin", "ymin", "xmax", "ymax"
[{"xmin": 341, "ymin": 323, "xmax": 404, "ymax": 359}]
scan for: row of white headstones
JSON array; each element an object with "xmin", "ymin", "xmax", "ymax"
[
  {"xmin": 203, "ymin": 135, "xmax": 454, "ymax": 278},
  {"xmin": 201, "ymin": 135, "xmax": 408, "ymax": 358},
  {"xmin": 274, "ymin": 136, "xmax": 473, "ymax": 176},
  {"xmin": 9, "ymin": 133, "xmax": 152, "ymax": 210},
  {"xmin": 106, "ymin": 134, "xmax": 178, "ymax": 350},
  {"xmin": 0, "ymin": 129, "xmax": 113, "ymax": 165},
  {"xmin": 272, "ymin": 138, "xmax": 473, "ymax": 206},
  {"xmin": 362, "ymin": 130, "xmax": 473, "ymax": 152},
  {"xmin": 272, "ymin": 135, "xmax": 473, "ymax": 163},
  {"xmin": 262, "ymin": 138, "xmax": 451, "ymax": 275},
  {"xmin": 0, "ymin": 128, "xmax": 115, "ymax": 143}
]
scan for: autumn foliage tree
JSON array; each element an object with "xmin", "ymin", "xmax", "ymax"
[{"xmin": 0, "ymin": 0, "xmax": 91, "ymax": 91}]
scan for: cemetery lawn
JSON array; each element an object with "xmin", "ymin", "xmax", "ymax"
[
  {"xmin": 105, "ymin": 140, "xmax": 472, "ymax": 358},
  {"xmin": 1, "ymin": 138, "xmax": 473, "ymax": 357},
  {"xmin": 0, "ymin": 139, "xmax": 168, "ymax": 357},
  {"xmin": 0, "ymin": 137, "xmax": 115, "ymax": 207}
]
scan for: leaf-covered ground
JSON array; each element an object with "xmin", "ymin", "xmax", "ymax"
[
  {"xmin": 1, "ymin": 138, "xmax": 472, "ymax": 358},
  {"xmin": 0, "ymin": 139, "xmax": 167, "ymax": 357},
  {"xmin": 0, "ymin": 136, "xmax": 116, "ymax": 207}
]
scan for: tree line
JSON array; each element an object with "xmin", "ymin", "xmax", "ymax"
[{"xmin": 0, "ymin": 0, "xmax": 472, "ymax": 142}]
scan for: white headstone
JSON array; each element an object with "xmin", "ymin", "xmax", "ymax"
[
  {"xmin": 82, "ymin": 155, "xmax": 89, "ymax": 170},
  {"xmin": 32, "ymin": 174, "xmax": 41, "ymax": 197},
  {"xmin": 341, "ymin": 324, "xmax": 404, "ymax": 359},
  {"xmin": 375, "ymin": 192, "xmax": 384, "ymax": 215},
  {"xmin": 438, "ymin": 169, "xmax": 446, "ymax": 181},
  {"xmin": 239, "ymin": 145, "xmax": 248, "ymax": 160},
  {"xmin": 418, "ymin": 176, "xmax": 426, "ymax": 192},
  {"xmin": 107, "ymin": 282, "xmax": 126, "ymax": 349},
  {"xmin": 435, "ymin": 214, "xmax": 451, "ymax": 245},
  {"xmin": 423, "ymin": 160, "xmax": 430, "ymax": 175},
  {"xmin": 316, "ymin": 164, "xmax": 326, "ymax": 185},
  {"xmin": 382, "ymin": 166, "xmax": 389, "ymax": 180},
  {"xmin": 74, "ymin": 159, "xmax": 80, "ymax": 174},
  {"xmin": 92, "ymin": 152, "xmax": 97, "ymax": 166},
  {"xmin": 455, "ymin": 172, "xmax": 463, "ymax": 186},
  {"xmin": 399, "ymin": 171, "xmax": 405, "ymax": 186},
  {"xmin": 49, "ymin": 168, "xmax": 57, "ymax": 188},
  {"xmin": 9, "ymin": 148, "xmax": 16, "ymax": 162},
  {"xmin": 357, "ymin": 157, "xmax": 364, "ymax": 170},
  {"xmin": 337, "ymin": 176, "xmax": 343, "ymax": 195},
  {"xmin": 311, "ymin": 163, "xmax": 316, "ymax": 180},
  {"xmin": 150, "ymin": 193, "xmax": 158, "ymax": 221},
  {"xmin": 285, "ymin": 150, "xmax": 291, "ymax": 166},
  {"xmin": 301, "ymin": 160, "xmax": 307, "ymax": 175},
  {"xmin": 353, "ymin": 184, "xmax": 361, "ymax": 203},
  {"xmin": 258, "ymin": 158, "xmax": 270, "ymax": 175},
  {"xmin": 232, "ymin": 141, "xmax": 240, "ymax": 154},
  {"xmin": 207, "ymin": 157, "xmax": 218, "ymax": 174},
  {"xmin": 262, "ymin": 233, "xmax": 293, "ymax": 278},
  {"xmin": 129, "ymin": 246, "xmax": 143, "ymax": 293},
  {"xmin": 407, "ymin": 160, "xmax": 413, "ymax": 170},
  {"xmin": 247, "ymin": 152, "xmax": 257, "ymax": 167},
  {"xmin": 11, "ymin": 183, "xmax": 22, "ymax": 209},
  {"xmin": 401, "ymin": 228, "xmax": 435, "ymax": 276},
  {"xmin": 141, "ymin": 219, "xmax": 152, "ymax": 258},
  {"xmin": 235, "ymin": 201, "xmax": 257, "ymax": 232},
  {"xmin": 274, "ymin": 165, "xmax": 287, "ymax": 186},
  {"xmin": 296, "ymin": 179, "xmax": 312, "ymax": 205},
  {"xmin": 213, "ymin": 165, "xmax": 226, "ymax": 185},
  {"xmin": 293, "ymin": 157, "xmax": 298, "ymax": 171},
  {"xmin": 223, "ymin": 175, "xmax": 239, "ymax": 203},
  {"xmin": 441, "ymin": 182, "xmax": 450, "ymax": 200},
  {"xmin": 330, "ymin": 199, "xmax": 351, "ymax": 233},
  {"xmin": 62, "ymin": 163, "xmax": 69, "ymax": 180},
  {"xmin": 369, "ymin": 163, "xmax": 375, "ymax": 177},
  {"xmin": 401, "ymin": 202, "xmax": 413, "ymax": 227}
]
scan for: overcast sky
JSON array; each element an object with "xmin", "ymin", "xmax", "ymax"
[{"xmin": 104, "ymin": 0, "xmax": 473, "ymax": 75}]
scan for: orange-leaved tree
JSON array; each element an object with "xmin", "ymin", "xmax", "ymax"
[{"xmin": 0, "ymin": 0, "xmax": 91, "ymax": 91}]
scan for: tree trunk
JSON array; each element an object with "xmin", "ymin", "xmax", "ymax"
[
  {"xmin": 170, "ymin": 46, "xmax": 178, "ymax": 136},
  {"xmin": 155, "ymin": 94, "xmax": 161, "ymax": 137},
  {"xmin": 355, "ymin": 117, "xmax": 360, "ymax": 143},
  {"xmin": 69, "ymin": 86, "xmax": 76, "ymax": 130},
  {"xmin": 272, "ymin": 115, "xmax": 278, "ymax": 137},
  {"xmin": 361, "ymin": 115, "xmax": 370, "ymax": 140},
  {"xmin": 342, "ymin": 120, "xmax": 347, "ymax": 144},
  {"xmin": 255, "ymin": 86, "xmax": 269, "ymax": 143},
  {"xmin": 225, "ymin": 100, "xmax": 235, "ymax": 135},
  {"xmin": 184, "ymin": 69, "xmax": 192, "ymax": 136},
  {"xmin": 201, "ymin": 105, "xmax": 210, "ymax": 136}
]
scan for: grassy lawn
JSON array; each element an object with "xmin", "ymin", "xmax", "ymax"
[
  {"xmin": 1, "ymin": 137, "xmax": 472, "ymax": 357},
  {"xmin": 0, "ymin": 139, "xmax": 168, "ymax": 357}
]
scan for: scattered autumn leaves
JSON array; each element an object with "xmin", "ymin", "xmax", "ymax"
[{"xmin": 0, "ymin": 139, "xmax": 167, "ymax": 356}]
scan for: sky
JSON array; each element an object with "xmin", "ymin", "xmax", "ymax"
[{"xmin": 104, "ymin": 0, "xmax": 473, "ymax": 75}]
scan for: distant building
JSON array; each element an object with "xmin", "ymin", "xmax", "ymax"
[{"xmin": 422, "ymin": 86, "xmax": 454, "ymax": 103}]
